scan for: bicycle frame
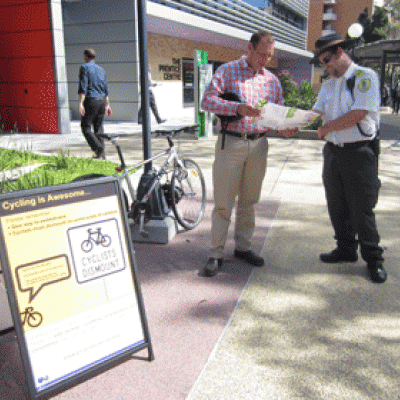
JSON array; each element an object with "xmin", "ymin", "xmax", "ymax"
[
  {"xmin": 87, "ymin": 228, "xmax": 103, "ymax": 243},
  {"xmin": 99, "ymin": 133, "xmax": 186, "ymax": 236}
]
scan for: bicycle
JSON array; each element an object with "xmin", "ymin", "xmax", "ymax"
[
  {"xmin": 74, "ymin": 127, "xmax": 206, "ymax": 237},
  {"xmin": 20, "ymin": 306, "xmax": 43, "ymax": 328},
  {"xmin": 81, "ymin": 227, "xmax": 112, "ymax": 253}
]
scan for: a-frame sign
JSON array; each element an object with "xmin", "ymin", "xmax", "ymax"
[{"xmin": 0, "ymin": 176, "xmax": 153, "ymax": 399}]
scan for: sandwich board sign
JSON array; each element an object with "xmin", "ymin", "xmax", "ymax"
[{"xmin": 0, "ymin": 176, "xmax": 153, "ymax": 399}]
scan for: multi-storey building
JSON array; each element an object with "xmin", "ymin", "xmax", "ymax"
[
  {"xmin": 307, "ymin": 0, "xmax": 385, "ymax": 52},
  {"xmin": 307, "ymin": 0, "xmax": 379, "ymax": 88},
  {"xmin": 0, "ymin": 0, "xmax": 313, "ymax": 134}
]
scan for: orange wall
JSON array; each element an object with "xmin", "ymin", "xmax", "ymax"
[
  {"xmin": 308, "ymin": 0, "xmax": 324, "ymax": 52},
  {"xmin": 307, "ymin": 0, "xmax": 374, "ymax": 52},
  {"xmin": 0, "ymin": 0, "xmax": 58, "ymax": 133},
  {"xmin": 334, "ymin": 0, "xmax": 374, "ymax": 38}
]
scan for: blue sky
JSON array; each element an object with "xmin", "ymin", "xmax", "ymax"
[{"xmin": 244, "ymin": 0, "xmax": 264, "ymax": 7}]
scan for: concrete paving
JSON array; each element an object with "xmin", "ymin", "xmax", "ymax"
[{"xmin": 1, "ymin": 113, "xmax": 400, "ymax": 399}]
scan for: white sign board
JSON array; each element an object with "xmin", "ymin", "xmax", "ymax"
[{"xmin": 0, "ymin": 177, "xmax": 153, "ymax": 399}]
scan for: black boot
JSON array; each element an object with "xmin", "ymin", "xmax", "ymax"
[
  {"xmin": 367, "ymin": 261, "xmax": 387, "ymax": 283},
  {"xmin": 320, "ymin": 248, "xmax": 358, "ymax": 263}
]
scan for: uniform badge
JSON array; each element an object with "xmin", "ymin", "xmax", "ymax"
[
  {"xmin": 358, "ymin": 79, "xmax": 371, "ymax": 92},
  {"xmin": 354, "ymin": 69, "xmax": 365, "ymax": 78}
]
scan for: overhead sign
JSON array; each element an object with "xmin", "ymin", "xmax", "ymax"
[{"xmin": 0, "ymin": 176, "xmax": 153, "ymax": 399}]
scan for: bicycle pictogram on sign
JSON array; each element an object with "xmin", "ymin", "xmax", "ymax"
[{"xmin": 81, "ymin": 228, "xmax": 112, "ymax": 253}]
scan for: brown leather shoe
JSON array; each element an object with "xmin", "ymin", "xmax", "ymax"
[
  {"xmin": 234, "ymin": 249, "xmax": 264, "ymax": 266},
  {"xmin": 200, "ymin": 258, "xmax": 223, "ymax": 277}
]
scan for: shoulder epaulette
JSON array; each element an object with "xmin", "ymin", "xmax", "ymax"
[{"xmin": 354, "ymin": 69, "xmax": 365, "ymax": 78}]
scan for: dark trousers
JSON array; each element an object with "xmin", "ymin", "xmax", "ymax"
[
  {"xmin": 138, "ymin": 90, "xmax": 162, "ymax": 123},
  {"xmin": 322, "ymin": 142, "xmax": 384, "ymax": 262},
  {"xmin": 81, "ymin": 97, "xmax": 106, "ymax": 154},
  {"xmin": 395, "ymin": 98, "xmax": 400, "ymax": 114}
]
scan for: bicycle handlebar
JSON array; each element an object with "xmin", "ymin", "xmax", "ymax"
[{"xmin": 98, "ymin": 124, "xmax": 198, "ymax": 171}]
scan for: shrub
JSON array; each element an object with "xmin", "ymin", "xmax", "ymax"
[
  {"xmin": 278, "ymin": 71, "xmax": 317, "ymax": 111},
  {"xmin": 0, "ymin": 148, "xmax": 118, "ymax": 193},
  {"xmin": 278, "ymin": 71, "xmax": 322, "ymax": 130}
]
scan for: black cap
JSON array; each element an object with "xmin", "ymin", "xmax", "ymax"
[{"xmin": 310, "ymin": 33, "xmax": 355, "ymax": 64}]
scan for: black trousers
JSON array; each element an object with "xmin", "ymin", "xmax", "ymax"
[
  {"xmin": 81, "ymin": 97, "xmax": 106, "ymax": 154},
  {"xmin": 138, "ymin": 90, "xmax": 162, "ymax": 123},
  {"xmin": 322, "ymin": 142, "xmax": 384, "ymax": 262}
]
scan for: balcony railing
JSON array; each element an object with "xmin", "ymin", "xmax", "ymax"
[
  {"xmin": 150, "ymin": 0, "xmax": 308, "ymax": 49},
  {"xmin": 322, "ymin": 29, "xmax": 336, "ymax": 36},
  {"xmin": 323, "ymin": 12, "xmax": 337, "ymax": 21}
]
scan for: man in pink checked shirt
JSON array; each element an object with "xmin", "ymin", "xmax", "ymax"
[{"xmin": 199, "ymin": 30, "xmax": 297, "ymax": 278}]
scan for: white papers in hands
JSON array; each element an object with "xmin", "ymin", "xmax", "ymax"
[{"xmin": 254, "ymin": 102, "xmax": 319, "ymax": 130}]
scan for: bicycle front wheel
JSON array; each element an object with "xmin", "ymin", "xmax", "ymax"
[{"xmin": 171, "ymin": 159, "xmax": 206, "ymax": 230}]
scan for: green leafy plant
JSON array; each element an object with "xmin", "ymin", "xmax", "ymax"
[
  {"xmin": 0, "ymin": 148, "xmax": 119, "ymax": 193},
  {"xmin": 279, "ymin": 70, "xmax": 300, "ymax": 108},
  {"xmin": 278, "ymin": 71, "xmax": 317, "ymax": 111},
  {"xmin": 278, "ymin": 71, "xmax": 321, "ymax": 130}
]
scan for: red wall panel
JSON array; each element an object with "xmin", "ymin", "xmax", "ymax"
[
  {"xmin": 0, "ymin": 31, "xmax": 54, "ymax": 58},
  {"xmin": 0, "ymin": 0, "xmax": 59, "ymax": 133},
  {"xmin": 0, "ymin": 58, "xmax": 55, "ymax": 83},
  {"xmin": 0, "ymin": 2, "xmax": 51, "ymax": 33}
]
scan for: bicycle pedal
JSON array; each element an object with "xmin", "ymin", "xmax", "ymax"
[
  {"xmin": 140, "ymin": 229, "xmax": 149, "ymax": 238},
  {"xmin": 127, "ymin": 210, "xmax": 135, "ymax": 219}
]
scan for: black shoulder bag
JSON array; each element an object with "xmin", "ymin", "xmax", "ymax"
[{"xmin": 346, "ymin": 76, "xmax": 380, "ymax": 157}]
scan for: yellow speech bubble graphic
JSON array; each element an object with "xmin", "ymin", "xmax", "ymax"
[{"xmin": 16, "ymin": 255, "xmax": 71, "ymax": 302}]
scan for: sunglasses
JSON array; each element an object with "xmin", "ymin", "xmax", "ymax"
[{"xmin": 320, "ymin": 53, "xmax": 335, "ymax": 66}]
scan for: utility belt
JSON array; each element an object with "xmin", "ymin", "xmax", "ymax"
[
  {"xmin": 328, "ymin": 136, "xmax": 380, "ymax": 157},
  {"xmin": 328, "ymin": 140, "xmax": 371, "ymax": 149}
]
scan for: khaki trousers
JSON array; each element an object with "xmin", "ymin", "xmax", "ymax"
[{"xmin": 210, "ymin": 133, "xmax": 268, "ymax": 259}]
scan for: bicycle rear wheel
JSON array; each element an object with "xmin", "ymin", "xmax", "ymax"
[{"xmin": 171, "ymin": 159, "xmax": 206, "ymax": 230}]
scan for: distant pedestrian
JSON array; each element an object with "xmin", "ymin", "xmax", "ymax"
[
  {"xmin": 311, "ymin": 33, "xmax": 386, "ymax": 283},
  {"xmin": 381, "ymin": 85, "xmax": 389, "ymax": 106},
  {"xmin": 78, "ymin": 48, "xmax": 111, "ymax": 160},
  {"xmin": 392, "ymin": 83, "xmax": 400, "ymax": 114},
  {"xmin": 138, "ymin": 66, "xmax": 166, "ymax": 125}
]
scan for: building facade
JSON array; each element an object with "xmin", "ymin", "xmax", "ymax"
[
  {"xmin": 0, "ymin": 0, "xmax": 313, "ymax": 134},
  {"xmin": 307, "ymin": 0, "xmax": 375, "ymax": 53},
  {"xmin": 0, "ymin": 0, "xmax": 69, "ymax": 134},
  {"xmin": 307, "ymin": 0, "xmax": 377, "ymax": 89}
]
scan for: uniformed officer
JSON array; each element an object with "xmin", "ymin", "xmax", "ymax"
[{"xmin": 311, "ymin": 33, "xmax": 387, "ymax": 283}]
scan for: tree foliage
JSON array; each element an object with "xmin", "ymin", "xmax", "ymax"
[
  {"xmin": 278, "ymin": 71, "xmax": 317, "ymax": 110},
  {"xmin": 357, "ymin": 6, "xmax": 390, "ymax": 43},
  {"xmin": 385, "ymin": 0, "xmax": 400, "ymax": 38}
]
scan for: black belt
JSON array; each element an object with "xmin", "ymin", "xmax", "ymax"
[
  {"xmin": 224, "ymin": 130, "xmax": 268, "ymax": 140},
  {"xmin": 86, "ymin": 96, "xmax": 105, "ymax": 101},
  {"xmin": 328, "ymin": 140, "xmax": 371, "ymax": 149}
]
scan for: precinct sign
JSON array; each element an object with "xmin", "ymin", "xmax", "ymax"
[{"xmin": 0, "ymin": 176, "xmax": 153, "ymax": 400}]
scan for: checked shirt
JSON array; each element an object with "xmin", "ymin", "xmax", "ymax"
[{"xmin": 201, "ymin": 55, "xmax": 284, "ymax": 134}]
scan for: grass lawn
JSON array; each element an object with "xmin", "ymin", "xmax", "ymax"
[{"xmin": 0, "ymin": 147, "xmax": 119, "ymax": 193}]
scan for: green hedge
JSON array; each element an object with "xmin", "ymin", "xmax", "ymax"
[{"xmin": 0, "ymin": 148, "xmax": 118, "ymax": 193}]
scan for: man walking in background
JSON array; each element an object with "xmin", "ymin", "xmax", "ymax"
[
  {"xmin": 78, "ymin": 48, "xmax": 112, "ymax": 160},
  {"xmin": 138, "ymin": 66, "xmax": 166, "ymax": 125}
]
